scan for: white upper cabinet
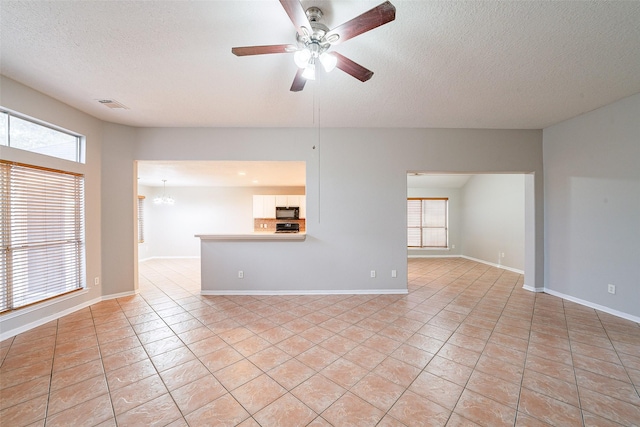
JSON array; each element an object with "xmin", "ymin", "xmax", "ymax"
[
  {"xmin": 263, "ymin": 196, "xmax": 276, "ymax": 218},
  {"xmin": 286, "ymin": 196, "xmax": 300, "ymax": 208},
  {"xmin": 253, "ymin": 195, "xmax": 265, "ymax": 218},
  {"xmin": 253, "ymin": 195, "xmax": 277, "ymax": 219},
  {"xmin": 299, "ymin": 197, "xmax": 306, "ymax": 219},
  {"xmin": 275, "ymin": 195, "xmax": 301, "ymax": 208}
]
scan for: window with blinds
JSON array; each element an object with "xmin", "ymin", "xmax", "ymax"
[
  {"xmin": 138, "ymin": 196, "xmax": 145, "ymax": 243},
  {"xmin": 0, "ymin": 161, "xmax": 85, "ymax": 313},
  {"xmin": 407, "ymin": 198, "xmax": 448, "ymax": 248}
]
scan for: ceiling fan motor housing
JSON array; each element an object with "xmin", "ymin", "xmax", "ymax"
[
  {"xmin": 305, "ymin": 6, "xmax": 323, "ymax": 23},
  {"xmin": 296, "ymin": 7, "xmax": 334, "ymax": 56}
]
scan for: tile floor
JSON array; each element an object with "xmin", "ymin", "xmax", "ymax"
[{"xmin": 1, "ymin": 258, "xmax": 639, "ymax": 426}]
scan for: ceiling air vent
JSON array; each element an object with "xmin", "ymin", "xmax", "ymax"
[{"xmin": 97, "ymin": 99, "xmax": 129, "ymax": 109}]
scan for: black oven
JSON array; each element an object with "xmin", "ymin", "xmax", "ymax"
[{"xmin": 275, "ymin": 222, "xmax": 300, "ymax": 233}]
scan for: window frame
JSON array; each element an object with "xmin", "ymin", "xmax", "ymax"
[
  {"xmin": 1, "ymin": 160, "xmax": 86, "ymax": 313},
  {"xmin": 138, "ymin": 196, "xmax": 145, "ymax": 243},
  {"xmin": 407, "ymin": 197, "xmax": 449, "ymax": 249},
  {"xmin": 0, "ymin": 107, "xmax": 85, "ymax": 164}
]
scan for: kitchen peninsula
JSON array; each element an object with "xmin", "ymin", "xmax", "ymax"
[
  {"xmin": 195, "ymin": 233, "xmax": 306, "ymax": 241},
  {"xmin": 195, "ymin": 192, "xmax": 316, "ymax": 294},
  {"xmin": 195, "ymin": 231, "xmax": 307, "ymax": 295}
]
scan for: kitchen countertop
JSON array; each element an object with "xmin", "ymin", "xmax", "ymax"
[{"xmin": 195, "ymin": 232, "xmax": 306, "ymax": 241}]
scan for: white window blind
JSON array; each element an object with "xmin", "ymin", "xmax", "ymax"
[
  {"xmin": 0, "ymin": 161, "xmax": 85, "ymax": 313},
  {"xmin": 407, "ymin": 198, "xmax": 448, "ymax": 248},
  {"xmin": 407, "ymin": 199, "xmax": 422, "ymax": 247},
  {"xmin": 138, "ymin": 196, "xmax": 145, "ymax": 243}
]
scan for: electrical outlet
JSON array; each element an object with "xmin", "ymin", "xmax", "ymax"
[
  {"xmin": 238, "ymin": 270, "xmax": 244, "ymax": 279},
  {"xmin": 94, "ymin": 277, "xmax": 100, "ymax": 286},
  {"xmin": 607, "ymin": 284, "xmax": 615, "ymax": 294},
  {"xmin": 391, "ymin": 269, "xmax": 397, "ymax": 278},
  {"xmin": 452, "ymin": 244, "xmax": 455, "ymax": 249},
  {"xmin": 370, "ymin": 270, "xmax": 376, "ymax": 278},
  {"xmin": 501, "ymin": 252, "xmax": 505, "ymax": 258}
]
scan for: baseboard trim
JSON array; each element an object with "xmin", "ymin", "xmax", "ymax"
[
  {"xmin": 414, "ymin": 256, "xmax": 636, "ymax": 322},
  {"xmin": 139, "ymin": 256, "xmax": 200, "ymax": 262},
  {"xmin": 201, "ymin": 289, "xmax": 409, "ymax": 296},
  {"xmin": 522, "ymin": 284, "xmax": 544, "ymax": 293},
  {"xmin": 409, "ymin": 254, "xmax": 524, "ymax": 275},
  {"xmin": 458, "ymin": 255, "xmax": 525, "ymax": 275},
  {"xmin": 0, "ymin": 288, "xmax": 90, "ymax": 322},
  {"xmin": 543, "ymin": 288, "xmax": 640, "ymax": 324},
  {"xmin": 0, "ymin": 290, "xmax": 137, "ymax": 341},
  {"xmin": 101, "ymin": 290, "xmax": 139, "ymax": 300},
  {"xmin": 408, "ymin": 254, "xmax": 459, "ymax": 259}
]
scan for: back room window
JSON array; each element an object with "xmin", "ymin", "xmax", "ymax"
[{"xmin": 407, "ymin": 198, "xmax": 448, "ymax": 248}]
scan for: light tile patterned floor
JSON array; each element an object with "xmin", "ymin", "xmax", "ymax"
[{"xmin": 1, "ymin": 258, "xmax": 639, "ymax": 426}]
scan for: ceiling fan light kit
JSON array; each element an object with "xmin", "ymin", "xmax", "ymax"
[{"xmin": 231, "ymin": 0, "xmax": 396, "ymax": 92}]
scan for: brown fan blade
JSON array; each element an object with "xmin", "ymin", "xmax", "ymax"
[
  {"xmin": 232, "ymin": 44, "xmax": 295, "ymax": 56},
  {"xmin": 279, "ymin": 0, "xmax": 312, "ymax": 37},
  {"xmin": 326, "ymin": 1, "xmax": 396, "ymax": 45},
  {"xmin": 290, "ymin": 68, "xmax": 306, "ymax": 92},
  {"xmin": 334, "ymin": 52, "xmax": 374, "ymax": 82}
]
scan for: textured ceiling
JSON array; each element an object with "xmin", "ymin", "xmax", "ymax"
[{"xmin": 1, "ymin": 1, "xmax": 640, "ymax": 129}]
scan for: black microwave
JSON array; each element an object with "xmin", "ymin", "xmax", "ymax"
[{"xmin": 276, "ymin": 206, "xmax": 299, "ymax": 219}]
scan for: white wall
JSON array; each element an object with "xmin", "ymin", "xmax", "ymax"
[
  {"xmin": 138, "ymin": 185, "xmax": 305, "ymax": 259},
  {"xmin": 406, "ymin": 187, "xmax": 462, "ymax": 257},
  {"xmin": 102, "ymin": 123, "xmax": 138, "ymax": 296},
  {"xmin": 123, "ymin": 127, "xmax": 543, "ymax": 293},
  {"xmin": 543, "ymin": 92, "xmax": 640, "ymax": 319},
  {"xmin": 461, "ymin": 174, "xmax": 525, "ymax": 271},
  {"xmin": 0, "ymin": 76, "xmax": 107, "ymax": 338}
]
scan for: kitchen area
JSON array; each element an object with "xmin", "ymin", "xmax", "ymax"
[
  {"xmin": 253, "ymin": 194, "xmax": 306, "ymax": 234},
  {"xmin": 137, "ymin": 160, "xmax": 307, "ymax": 261}
]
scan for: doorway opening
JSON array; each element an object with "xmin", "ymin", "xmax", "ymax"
[
  {"xmin": 134, "ymin": 160, "xmax": 307, "ymax": 292},
  {"xmin": 406, "ymin": 172, "xmax": 537, "ymax": 290}
]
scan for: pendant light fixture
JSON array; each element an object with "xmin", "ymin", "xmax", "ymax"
[{"xmin": 153, "ymin": 179, "xmax": 175, "ymax": 205}]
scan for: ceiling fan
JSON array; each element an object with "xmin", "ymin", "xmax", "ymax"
[{"xmin": 231, "ymin": 0, "xmax": 396, "ymax": 92}]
